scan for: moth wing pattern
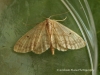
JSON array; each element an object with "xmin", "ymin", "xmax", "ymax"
[
  {"xmin": 14, "ymin": 21, "xmax": 50, "ymax": 54},
  {"xmin": 51, "ymin": 20, "xmax": 85, "ymax": 51}
]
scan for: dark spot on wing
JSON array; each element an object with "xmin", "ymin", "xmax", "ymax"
[
  {"xmin": 69, "ymin": 33, "xmax": 71, "ymax": 35},
  {"xmin": 27, "ymin": 36, "xmax": 29, "ymax": 38}
]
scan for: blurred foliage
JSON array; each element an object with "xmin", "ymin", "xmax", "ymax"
[
  {"xmin": 88, "ymin": 0, "xmax": 100, "ymax": 74},
  {"xmin": 0, "ymin": 0, "xmax": 98, "ymax": 75}
]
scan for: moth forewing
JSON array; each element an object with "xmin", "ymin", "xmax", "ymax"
[
  {"xmin": 14, "ymin": 18, "xmax": 86, "ymax": 55},
  {"xmin": 14, "ymin": 21, "xmax": 50, "ymax": 54}
]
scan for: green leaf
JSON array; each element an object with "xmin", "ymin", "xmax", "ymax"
[{"xmin": 0, "ymin": 0, "xmax": 94, "ymax": 75}]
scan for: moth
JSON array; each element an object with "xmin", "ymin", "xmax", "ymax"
[{"xmin": 14, "ymin": 17, "xmax": 85, "ymax": 55}]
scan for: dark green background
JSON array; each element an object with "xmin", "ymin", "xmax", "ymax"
[
  {"xmin": 88, "ymin": 0, "xmax": 100, "ymax": 75},
  {"xmin": 0, "ymin": 0, "xmax": 99, "ymax": 75}
]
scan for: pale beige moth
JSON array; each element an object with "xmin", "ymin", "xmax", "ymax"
[{"xmin": 14, "ymin": 17, "xmax": 85, "ymax": 55}]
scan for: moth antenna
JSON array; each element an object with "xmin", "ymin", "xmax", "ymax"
[
  {"xmin": 49, "ymin": 12, "xmax": 69, "ymax": 19},
  {"xmin": 55, "ymin": 17, "xmax": 67, "ymax": 21}
]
